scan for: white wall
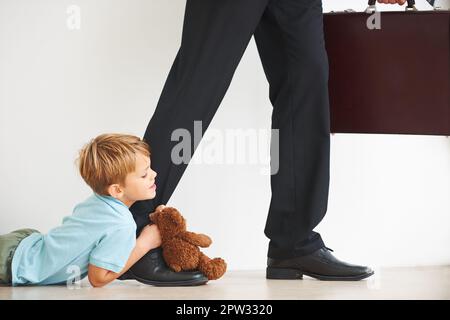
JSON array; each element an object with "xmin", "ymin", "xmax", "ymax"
[{"xmin": 1, "ymin": 0, "xmax": 449, "ymax": 271}]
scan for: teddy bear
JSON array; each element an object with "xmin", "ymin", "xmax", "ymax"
[{"xmin": 149, "ymin": 206, "xmax": 227, "ymax": 281}]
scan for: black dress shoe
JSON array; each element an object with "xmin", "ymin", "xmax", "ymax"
[
  {"xmin": 118, "ymin": 247, "xmax": 209, "ymax": 286},
  {"xmin": 267, "ymin": 247, "xmax": 374, "ymax": 281}
]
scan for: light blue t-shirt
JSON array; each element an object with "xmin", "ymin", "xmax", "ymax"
[{"xmin": 11, "ymin": 193, "xmax": 137, "ymax": 286}]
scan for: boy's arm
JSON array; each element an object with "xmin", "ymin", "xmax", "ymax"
[{"xmin": 88, "ymin": 224, "xmax": 161, "ymax": 288}]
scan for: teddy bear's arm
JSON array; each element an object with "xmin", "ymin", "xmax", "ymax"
[{"xmin": 179, "ymin": 231, "xmax": 212, "ymax": 248}]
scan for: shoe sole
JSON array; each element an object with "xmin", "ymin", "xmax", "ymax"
[
  {"xmin": 120, "ymin": 271, "xmax": 209, "ymax": 287},
  {"xmin": 266, "ymin": 267, "xmax": 375, "ymax": 281}
]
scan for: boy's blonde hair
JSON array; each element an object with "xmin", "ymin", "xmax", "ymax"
[{"xmin": 76, "ymin": 133, "xmax": 151, "ymax": 196}]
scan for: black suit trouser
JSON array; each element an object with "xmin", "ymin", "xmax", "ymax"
[{"xmin": 130, "ymin": 0, "xmax": 330, "ymax": 259}]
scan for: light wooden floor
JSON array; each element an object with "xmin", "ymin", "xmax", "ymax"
[{"xmin": 1, "ymin": 266, "xmax": 449, "ymax": 300}]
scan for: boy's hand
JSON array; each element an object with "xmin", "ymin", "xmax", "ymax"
[
  {"xmin": 88, "ymin": 225, "xmax": 162, "ymax": 288},
  {"xmin": 138, "ymin": 224, "xmax": 162, "ymax": 250}
]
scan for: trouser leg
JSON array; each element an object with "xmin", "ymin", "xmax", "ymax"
[
  {"xmin": 254, "ymin": 0, "xmax": 330, "ymax": 258},
  {"xmin": 130, "ymin": 0, "xmax": 270, "ymax": 234}
]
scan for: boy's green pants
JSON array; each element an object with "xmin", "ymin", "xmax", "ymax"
[{"xmin": 0, "ymin": 229, "xmax": 40, "ymax": 285}]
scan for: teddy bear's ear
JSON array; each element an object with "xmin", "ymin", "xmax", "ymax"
[{"xmin": 149, "ymin": 210, "xmax": 160, "ymax": 223}]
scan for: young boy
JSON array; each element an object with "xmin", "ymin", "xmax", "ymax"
[{"xmin": 0, "ymin": 133, "xmax": 163, "ymax": 287}]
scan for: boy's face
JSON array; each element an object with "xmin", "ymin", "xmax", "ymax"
[{"xmin": 108, "ymin": 153, "xmax": 157, "ymax": 207}]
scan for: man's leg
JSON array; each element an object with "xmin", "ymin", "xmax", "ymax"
[
  {"xmin": 254, "ymin": 0, "xmax": 330, "ymax": 259},
  {"xmin": 255, "ymin": 0, "xmax": 373, "ymax": 280},
  {"xmin": 130, "ymin": 0, "xmax": 270, "ymax": 234}
]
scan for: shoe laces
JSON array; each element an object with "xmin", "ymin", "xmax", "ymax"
[{"xmin": 325, "ymin": 246, "xmax": 334, "ymax": 252}]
